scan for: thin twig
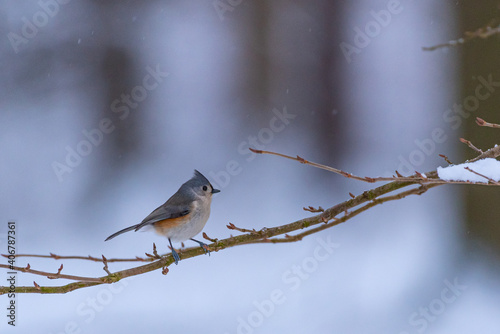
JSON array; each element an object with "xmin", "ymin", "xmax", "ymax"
[
  {"xmin": 226, "ymin": 222, "xmax": 259, "ymax": 234},
  {"xmin": 152, "ymin": 243, "xmax": 160, "ymax": 258},
  {"xmin": 439, "ymin": 154, "xmax": 453, "ymax": 165},
  {"xmin": 423, "ymin": 22, "xmax": 500, "ymax": 51},
  {"xmin": 303, "ymin": 206, "xmax": 324, "ymax": 213},
  {"xmin": 145, "ymin": 243, "xmax": 162, "ymax": 260},
  {"xmin": 0, "ymin": 263, "xmax": 103, "ymax": 282},
  {"xmin": 476, "ymin": 117, "xmax": 500, "ymax": 129},
  {"xmin": 47, "ymin": 264, "xmax": 64, "ymax": 279},
  {"xmin": 102, "ymin": 256, "xmax": 112, "ymax": 275},
  {"xmin": 203, "ymin": 232, "xmax": 218, "ymax": 243},
  {"xmin": 460, "ymin": 138, "xmax": 483, "ymax": 153},
  {"xmin": 249, "ymin": 148, "xmax": 499, "ymax": 186},
  {"xmin": 464, "ymin": 167, "xmax": 500, "ymax": 185},
  {"xmin": 2, "ymin": 253, "xmax": 151, "ymax": 262},
  {"xmin": 249, "ymin": 148, "xmax": 380, "ymax": 182},
  {"xmin": 469, "ymin": 144, "xmax": 500, "ymax": 162}
]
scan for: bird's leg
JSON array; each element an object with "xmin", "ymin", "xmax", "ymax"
[
  {"xmin": 190, "ymin": 238, "xmax": 211, "ymax": 256},
  {"xmin": 168, "ymin": 238, "xmax": 180, "ymax": 265}
]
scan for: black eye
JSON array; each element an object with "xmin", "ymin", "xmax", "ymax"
[{"xmin": 203, "ymin": 186, "xmax": 208, "ymax": 191}]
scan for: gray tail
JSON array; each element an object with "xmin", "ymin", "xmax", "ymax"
[{"xmin": 105, "ymin": 224, "xmax": 139, "ymax": 241}]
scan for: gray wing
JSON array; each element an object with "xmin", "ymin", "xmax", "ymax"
[{"xmin": 133, "ymin": 202, "xmax": 191, "ymax": 231}]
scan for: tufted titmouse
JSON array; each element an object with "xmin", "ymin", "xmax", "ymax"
[{"xmin": 105, "ymin": 170, "xmax": 220, "ymax": 265}]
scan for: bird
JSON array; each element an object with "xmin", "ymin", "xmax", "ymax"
[{"xmin": 105, "ymin": 170, "xmax": 220, "ymax": 264}]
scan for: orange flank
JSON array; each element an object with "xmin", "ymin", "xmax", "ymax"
[{"xmin": 153, "ymin": 214, "xmax": 191, "ymax": 235}]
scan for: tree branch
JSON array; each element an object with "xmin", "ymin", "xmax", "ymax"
[
  {"xmin": 2, "ymin": 118, "xmax": 499, "ymax": 294},
  {"xmin": 0, "ymin": 178, "xmax": 432, "ymax": 294}
]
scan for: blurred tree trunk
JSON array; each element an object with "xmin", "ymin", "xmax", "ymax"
[{"xmin": 461, "ymin": 1, "xmax": 500, "ymax": 255}]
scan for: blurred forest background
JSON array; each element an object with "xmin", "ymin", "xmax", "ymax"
[{"xmin": 1, "ymin": 0, "xmax": 500, "ymax": 333}]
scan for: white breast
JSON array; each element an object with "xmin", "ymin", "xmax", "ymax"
[{"xmin": 163, "ymin": 196, "xmax": 212, "ymax": 242}]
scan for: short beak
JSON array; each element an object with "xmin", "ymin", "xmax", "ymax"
[{"xmin": 212, "ymin": 188, "xmax": 220, "ymax": 194}]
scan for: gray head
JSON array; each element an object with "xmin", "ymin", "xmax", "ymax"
[{"xmin": 180, "ymin": 170, "xmax": 220, "ymax": 198}]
